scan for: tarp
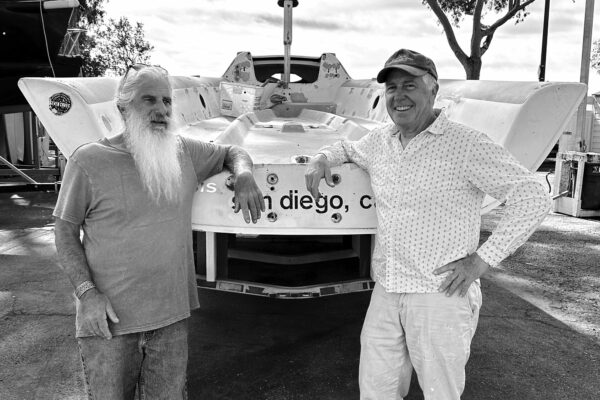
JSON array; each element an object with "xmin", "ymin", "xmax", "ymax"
[{"xmin": 0, "ymin": 0, "xmax": 82, "ymax": 109}]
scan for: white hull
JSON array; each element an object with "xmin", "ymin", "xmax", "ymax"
[{"xmin": 18, "ymin": 53, "xmax": 586, "ymax": 235}]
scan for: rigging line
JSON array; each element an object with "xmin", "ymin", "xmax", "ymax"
[{"xmin": 39, "ymin": 1, "xmax": 56, "ymax": 78}]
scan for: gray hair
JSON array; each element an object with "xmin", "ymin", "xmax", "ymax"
[
  {"xmin": 422, "ymin": 73, "xmax": 439, "ymax": 95},
  {"xmin": 116, "ymin": 65, "xmax": 171, "ymax": 111}
]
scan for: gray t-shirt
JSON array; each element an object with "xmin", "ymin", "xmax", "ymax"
[{"xmin": 54, "ymin": 136, "xmax": 228, "ymax": 337}]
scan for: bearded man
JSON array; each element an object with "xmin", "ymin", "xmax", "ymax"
[{"xmin": 54, "ymin": 65, "xmax": 264, "ymax": 399}]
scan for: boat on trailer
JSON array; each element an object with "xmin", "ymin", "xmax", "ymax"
[{"xmin": 18, "ymin": 1, "xmax": 586, "ymax": 297}]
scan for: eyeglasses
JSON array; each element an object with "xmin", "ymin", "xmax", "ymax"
[
  {"xmin": 117, "ymin": 63, "xmax": 170, "ymax": 96},
  {"xmin": 124, "ymin": 63, "xmax": 169, "ymax": 77}
]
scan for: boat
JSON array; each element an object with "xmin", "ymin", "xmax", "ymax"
[{"xmin": 18, "ymin": 0, "xmax": 586, "ymax": 297}]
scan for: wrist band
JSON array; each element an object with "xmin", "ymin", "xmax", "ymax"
[{"xmin": 74, "ymin": 281, "xmax": 96, "ymax": 299}]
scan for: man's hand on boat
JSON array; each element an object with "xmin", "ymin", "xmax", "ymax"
[
  {"xmin": 305, "ymin": 153, "xmax": 335, "ymax": 200},
  {"xmin": 233, "ymin": 171, "xmax": 265, "ymax": 223}
]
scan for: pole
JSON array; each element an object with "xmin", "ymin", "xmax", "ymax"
[
  {"xmin": 538, "ymin": 0, "xmax": 551, "ymax": 81},
  {"xmin": 575, "ymin": 0, "xmax": 595, "ymax": 151},
  {"xmin": 282, "ymin": 0, "xmax": 294, "ymax": 88},
  {"xmin": 0, "ymin": 156, "xmax": 38, "ymax": 184}
]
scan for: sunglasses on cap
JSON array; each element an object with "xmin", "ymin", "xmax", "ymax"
[{"xmin": 124, "ymin": 63, "xmax": 169, "ymax": 77}]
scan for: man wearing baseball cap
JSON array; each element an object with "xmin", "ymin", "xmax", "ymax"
[{"xmin": 305, "ymin": 49, "xmax": 551, "ymax": 399}]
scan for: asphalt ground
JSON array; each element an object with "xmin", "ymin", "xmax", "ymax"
[{"xmin": 1, "ymin": 188, "xmax": 599, "ymax": 400}]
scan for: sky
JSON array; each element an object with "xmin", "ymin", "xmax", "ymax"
[{"xmin": 104, "ymin": 0, "xmax": 600, "ymax": 94}]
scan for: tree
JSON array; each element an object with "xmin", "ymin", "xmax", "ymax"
[
  {"xmin": 592, "ymin": 38, "xmax": 600, "ymax": 75},
  {"xmin": 76, "ymin": 1, "xmax": 153, "ymax": 77},
  {"xmin": 87, "ymin": 17, "xmax": 154, "ymax": 76},
  {"xmin": 79, "ymin": 0, "xmax": 106, "ymax": 26},
  {"xmin": 423, "ymin": 0, "xmax": 537, "ymax": 79},
  {"xmin": 76, "ymin": 0, "xmax": 106, "ymax": 76}
]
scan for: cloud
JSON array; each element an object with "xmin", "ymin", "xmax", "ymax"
[
  {"xmin": 147, "ymin": 7, "xmax": 360, "ymax": 33},
  {"xmin": 104, "ymin": 0, "xmax": 600, "ymax": 92},
  {"xmin": 254, "ymin": 14, "xmax": 355, "ymax": 31},
  {"xmin": 361, "ymin": 0, "xmax": 426, "ymax": 12},
  {"xmin": 296, "ymin": 17, "xmax": 357, "ymax": 31}
]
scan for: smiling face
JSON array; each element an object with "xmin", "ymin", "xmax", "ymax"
[{"xmin": 384, "ymin": 69, "xmax": 438, "ymax": 135}]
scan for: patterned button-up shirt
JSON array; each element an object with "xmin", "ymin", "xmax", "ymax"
[{"xmin": 320, "ymin": 110, "xmax": 552, "ymax": 293}]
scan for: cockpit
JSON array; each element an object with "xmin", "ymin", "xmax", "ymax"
[{"xmin": 221, "ymin": 51, "xmax": 351, "ymax": 86}]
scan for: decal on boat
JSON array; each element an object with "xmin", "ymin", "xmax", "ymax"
[{"xmin": 49, "ymin": 93, "xmax": 71, "ymax": 116}]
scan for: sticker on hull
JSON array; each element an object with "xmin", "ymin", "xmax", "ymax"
[{"xmin": 49, "ymin": 93, "xmax": 72, "ymax": 116}]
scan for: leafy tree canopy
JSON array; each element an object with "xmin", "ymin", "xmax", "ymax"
[
  {"xmin": 76, "ymin": 0, "xmax": 153, "ymax": 77},
  {"xmin": 85, "ymin": 17, "xmax": 154, "ymax": 77},
  {"xmin": 592, "ymin": 38, "xmax": 600, "ymax": 75}
]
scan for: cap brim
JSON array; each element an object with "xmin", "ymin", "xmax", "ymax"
[{"xmin": 376, "ymin": 65, "xmax": 428, "ymax": 83}]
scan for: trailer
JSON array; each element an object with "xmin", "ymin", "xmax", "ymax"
[{"xmin": 18, "ymin": 1, "xmax": 586, "ymax": 297}]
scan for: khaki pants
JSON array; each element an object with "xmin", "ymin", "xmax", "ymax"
[{"xmin": 359, "ymin": 283, "xmax": 482, "ymax": 400}]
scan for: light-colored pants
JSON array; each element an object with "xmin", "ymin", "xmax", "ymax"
[
  {"xmin": 77, "ymin": 319, "xmax": 188, "ymax": 400},
  {"xmin": 359, "ymin": 283, "xmax": 482, "ymax": 400}
]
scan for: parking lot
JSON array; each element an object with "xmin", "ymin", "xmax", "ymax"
[{"xmin": 1, "ymin": 190, "xmax": 599, "ymax": 399}]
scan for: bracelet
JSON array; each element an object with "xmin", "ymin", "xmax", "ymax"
[{"xmin": 74, "ymin": 280, "xmax": 96, "ymax": 299}]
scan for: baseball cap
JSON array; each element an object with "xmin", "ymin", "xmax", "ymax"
[{"xmin": 376, "ymin": 49, "xmax": 438, "ymax": 83}]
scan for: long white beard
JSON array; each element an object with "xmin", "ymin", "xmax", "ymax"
[{"xmin": 123, "ymin": 111, "xmax": 183, "ymax": 205}]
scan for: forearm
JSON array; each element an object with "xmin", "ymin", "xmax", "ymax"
[
  {"xmin": 224, "ymin": 145, "xmax": 253, "ymax": 177},
  {"xmin": 468, "ymin": 133, "xmax": 553, "ymax": 267},
  {"xmin": 222, "ymin": 145, "xmax": 264, "ymax": 223},
  {"xmin": 317, "ymin": 142, "xmax": 350, "ymax": 167},
  {"xmin": 54, "ymin": 218, "xmax": 94, "ymax": 288},
  {"xmin": 318, "ymin": 130, "xmax": 376, "ymax": 170},
  {"xmin": 477, "ymin": 181, "xmax": 552, "ymax": 267}
]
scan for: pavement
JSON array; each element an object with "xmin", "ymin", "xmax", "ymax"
[{"xmin": 1, "ymin": 187, "xmax": 599, "ymax": 400}]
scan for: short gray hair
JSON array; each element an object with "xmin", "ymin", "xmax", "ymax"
[
  {"xmin": 116, "ymin": 65, "xmax": 171, "ymax": 111},
  {"xmin": 422, "ymin": 73, "xmax": 439, "ymax": 94}
]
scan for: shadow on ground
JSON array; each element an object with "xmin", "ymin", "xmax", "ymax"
[
  {"xmin": 187, "ymin": 279, "xmax": 600, "ymax": 400},
  {"xmin": 1, "ymin": 191, "xmax": 599, "ymax": 400}
]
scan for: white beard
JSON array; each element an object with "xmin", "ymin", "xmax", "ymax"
[{"xmin": 123, "ymin": 111, "xmax": 183, "ymax": 205}]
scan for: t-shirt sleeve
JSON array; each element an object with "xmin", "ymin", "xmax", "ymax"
[
  {"xmin": 181, "ymin": 136, "xmax": 230, "ymax": 183},
  {"xmin": 53, "ymin": 156, "xmax": 92, "ymax": 225}
]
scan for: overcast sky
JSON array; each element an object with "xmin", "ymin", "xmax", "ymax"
[{"xmin": 105, "ymin": 0, "xmax": 600, "ymax": 93}]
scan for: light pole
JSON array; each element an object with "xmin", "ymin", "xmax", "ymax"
[
  {"xmin": 575, "ymin": 0, "xmax": 596, "ymax": 151},
  {"xmin": 538, "ymin": 0, "xmax": 551, "ymax": 81},
  {"xmin": 278, "ymin": 0, "xmax": 299, "ymax": 89}
]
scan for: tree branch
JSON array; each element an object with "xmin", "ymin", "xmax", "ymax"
[
  {"xmin": 425, "ymin": 0, "xmax": 468, "ymax": 67},
  {"xmin": 480, "ymin": 31, "xmax": 495, "ymax": 56},
  {"xmin": 488, "ymin": 0, "xmax": 536, "ymax": 32},
  {"xmin": 470, "ymin": 0, "xmax": 486, "ymax": 57}
]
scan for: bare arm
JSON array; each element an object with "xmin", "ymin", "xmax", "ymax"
[
  {"xmin": 55, "ymin": 218, "xmax": 119, "ymax": 339},
  {"xmin": 223, "ymin": 145, "xmax": 265, "ymax": 223},
  {"xmin": 55, "ymin": 217, "xmax": 93, "ymax": 287}
]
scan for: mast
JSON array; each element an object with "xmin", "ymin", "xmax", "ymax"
[{"xmin": 278, "ymin": 0, "xmax": 298, "ymax": 88}]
